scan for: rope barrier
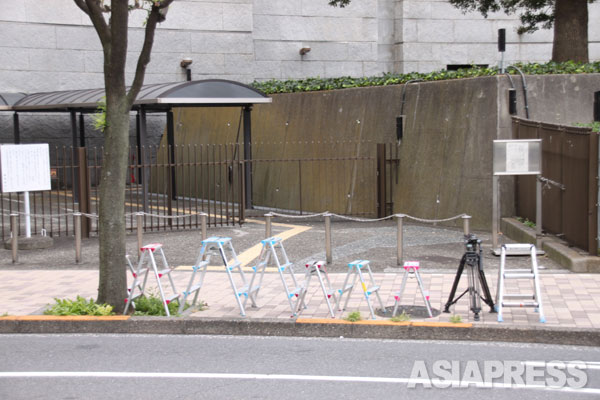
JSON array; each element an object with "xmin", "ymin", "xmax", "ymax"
[
  {"xmin": 400, "ymin": 213, "xmax": 468, "ymax": 224},
  {"xmin": 265, "ymin": 211, "xmax": 467, "ymax": 224},
  {"xmin": 268, "ymin": 211, "xmax": 328, "ymax": 219}
]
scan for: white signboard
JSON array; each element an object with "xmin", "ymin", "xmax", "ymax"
[
  {"xmin": 493, "ymin": 139, "xmax": 541, "ymax": 176},
  {"xmin": 0, "ymin": 144, "xmax": 51, "ymax": 193}
]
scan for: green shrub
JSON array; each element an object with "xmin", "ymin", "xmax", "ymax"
[
  {"xmin": 44, "ymin": 296, "xmax": 114, "ymax": 316},
  {"xmin": 390, "ymin": 310, "xmax": 411, "ymax": 322},
  {"xmin": 449, "ymin": 314, "xmax": 463, "ymax": 323},
  {"xmin": 251, "ymin": 61, "xmax": 600, "ymax": 95},
  {"xmin": 132, "ymin": 292, "xmax": 193, "ymax": 316},
  {"xmin": 344, "ymin": 311, "xmax": 362, "ymax": 322}
]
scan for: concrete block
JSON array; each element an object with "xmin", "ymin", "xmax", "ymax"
[
  {"xmin": 516, "ymin": 27, "xmax": 554, "ymax": 43},
  {"xmin": 0, "ymin": 48, "xmax": 29, "ymax": 70},
  {"xmin": 84, "ymin": 51, "xmax": 103, "ymax": 73},
  {"xmin": 403, "ymin": 43, "xmax": 433, "ymax": 62},
  {"xmin": 24, "ymin": 0, "xmax": 87, "ymax": 25},
  {"xmin": 517, "ymin": 43, "xmax": 552, "ymax": 62},
  {"xmin": 312, "ymin": 42, "xmax": 350, "ymax": 61},
  {"xmin": 160, "ymin": 2, "xmax": 223, "ymax": 31},
  {"xmin": 454, "ymin": 20, "xmax": 493, "ymax": 43},
  {"xmin": 254, "ymin": 40, "xmax": 304, "ymax": 61},
  {"xmin": 153, "ymin": 30, "xmax": 192, "ymax": 53},
  {"xmin": 190, "ymin": 53, "xmax": 225, "ymax": 74},
  {"xmin": 0, "ymin": 0, "xmax": 26, "ymax": 22},
  {"xmin": 403, "ymin": 1, "xmax": 432, "ymax": 19},
  {"xmin": 254, "ymin": 15, "xmax": 376, "ymax": 42},
  {"xmin": 399, "ymin": 19, "xmax": 417, "ymax": 43},
  {"xmin": 365, "ymin": 61, "xmax": 387, "ymax": 76},
  {"xmin": 0, "ymin": 71, "xmax": 59, "ymax": 92},
  {"xmin": 56, "ymin": 26, "xmax": 102, "ymax": 51},
  {"xmin": 417, "ymin": 61, "xmax": 441, "ymax": 73},
  {"xmin": 58, "ymin": 72, "xmax": 104, "ymax": 90},
  {"xmin": 29, "ymin": 49, "xmax": 85, "ymax": 72},
  {"xmin": 377, "ymin": 0, "xmax": 395, "ymax": 19},
  {"xmin": 377, "ymin": 44, "xmax": 394, "ymax": 64},
  {"xmin": 417, "ymin": 19, "xmax": 454, "ymax": 43},
  {"xmin": 253, "ymin": 61, "xmax": 282, "ymax": 80},
  {"xmin": 223, "ymin": 3, "xmax": 253, "ymax": 31},
  {"xmin": 254, "ymin": 0, "xmax": 301, "ymax": 16},
  {"xmin": 224, "ymin": 54, "xmax": 254, "ymax": 75},
  {"xmin": 281, "ymin": 60, "xmax": 326, "ymax": 79},
  {"xmin": 324, "ymin": 61, "xmax": 364, "ymax": 78},
  {"xmin": 378, "ymin": 17, "xmax": 395, "ymax": 44},
  {"xmin": 348, "ymin": 43, "xmax": 377, "ymax": 61},
  {"xmin": 192, "ymin": 32, "xmax": 253, "ymax": 54},
  {"xmin": 430, "ymin": 43, "xmax": 467, "ymax": 64},
  {"xmin": 0, "ymin": 22, "xmax": 57, "ymax": 49}
]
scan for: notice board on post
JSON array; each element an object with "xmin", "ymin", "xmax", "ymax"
[
  {"xmin": 0, "ymin": 144, "xmax": 51, "ymax": 193},
  {"xmin": 493, "ymin": 139, "xmax": 541, "ymax": 176}
]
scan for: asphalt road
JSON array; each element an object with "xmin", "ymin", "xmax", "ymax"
[{"xmin": 1, "ymin": 334, "xmax": 599, "ymax": 399}]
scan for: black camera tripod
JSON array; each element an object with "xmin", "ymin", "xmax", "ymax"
[{"xmin": 443, "ymin": 234, "xmax": 495, "ymax": 321}]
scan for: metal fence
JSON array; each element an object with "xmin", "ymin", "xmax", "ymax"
[
  {"xmin": 1, "ymin": 141, "xmax": 398, "ymax": 240},
  {"xmin": 513, "ymin": 117, "xmax": 599, "ymax": 254}
]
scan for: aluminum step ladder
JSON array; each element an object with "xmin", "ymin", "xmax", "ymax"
[
  {"xmin": 392, "ymin": 261, "xmax": 433, "ymax": 318},
  {"xmin": 295, "ymin": 260, "xmax": 338, "ymax": 318},
  {"xmin": 247, "ymin": 236, "xmax": 305, "ymax": 316},
  {"xmin": 495, "ymin": 243, "xmax": 545, "ymax": 323},
  {"xmin": 123, "ymin": 243, "xmax": 180, "ymax": 316},
  {"xmin": 179, "ymin": 236, "xmax": 253, "ymax": 316},
  {"xmin": 336, "ymin": 260, "xmax": 386, "ymax": 319}
]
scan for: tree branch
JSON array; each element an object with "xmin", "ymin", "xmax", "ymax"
[
  {"xmin": 79, "ymin": 0, "xmax": 110, "ymax": 47},
  {"xmin": 127, "ymin": 0, "xmax": 174, "ymax": 104}
]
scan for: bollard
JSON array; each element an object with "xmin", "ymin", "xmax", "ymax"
[
  {"xmin": 10, "ymin": 213, "xmax": 18, "ymax": 263},
  {"xmin": 462, "ymin": 215, "xmax": 471, "ymax": 237},
  {"xmin": 325, "ymin": 213, "xmax": 332, "ymax": 264},
  {"xmin": 74, "ymin": 213, "xmax": 82, "ymax": 263},
  {"xmin": 265, "ymin": 213, "xmax": 272, "ymax": 238},
  {"xmin": 136, "ymin": 212, "xmax": 144, "ymax": 258},
  {"xmin": 200, "ymin": 213, "xmax": 207, "ymax": 241},
  {"xmin": 396, "ymin": 214, "xmax": 404, "ymax": 266}
]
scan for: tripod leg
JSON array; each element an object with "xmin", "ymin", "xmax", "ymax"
[
  {"xmin": 444, "ymin": 254, "xmax": 467, "ymax": 313},
  {"xmin": 467, "ymin": 260, "xmax": 481, "ymax": 321},
  {"xmin": 477, "ymin": 254, "xmax": 496, "ymax": 312}
]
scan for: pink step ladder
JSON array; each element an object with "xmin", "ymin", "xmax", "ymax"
[
  {"xmin": 392, "ymin": 261, "xmax": 433, "ymax": 318},
  {"xmin": 295, "ymin": 260, "xmax": 338, "ymax": 318},
  {"xmin": 123, "ymin": 243, "xmax": 180, "ymax": 316}
]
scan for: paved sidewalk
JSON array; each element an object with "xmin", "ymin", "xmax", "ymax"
[{"xmin": 1, "ymin": 217, "xmax": 599, "ymax": 333}]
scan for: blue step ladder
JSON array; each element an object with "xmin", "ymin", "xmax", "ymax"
[
  {"xmin": 336, "ymin": 260, "xmax": 386, "ymax": 319},
  {"xmin": 179, "ymin": 237, "xmax": 253, "ymax": 316},
  {"xmin": 248, "ymin": 237, "xmax": 305, "ymax": 316}
]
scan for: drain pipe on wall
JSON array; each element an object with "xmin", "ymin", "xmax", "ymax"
[
  {"xmin": 398, "ymin": 79, "xmax": 423, "ymax": 144},
  {"xmin": 506, "ymin": 65, "xmax": 530, "ymax": 119}
]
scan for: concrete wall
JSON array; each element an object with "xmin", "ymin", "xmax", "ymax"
[
  {"xmin": 164, "ymin": 74, "xmax": 600, "ymax": 229},
  {"xmin": 1, "ymin": 0, "xmax": 599, "ymax": 94}
]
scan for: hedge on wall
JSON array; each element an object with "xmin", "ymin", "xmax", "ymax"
[{"xmin": 251, "ymin": 61, "xmax": 600, "ymax": 95}]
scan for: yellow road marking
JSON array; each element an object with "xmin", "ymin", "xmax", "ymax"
[{"xmin": 0, "ymin": 315, "xmax": 130, "ymax": 321}]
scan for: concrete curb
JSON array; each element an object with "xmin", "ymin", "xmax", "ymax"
[{"xmin": 1, "ymin": 317, "xmax": 599, "ymax": 347}]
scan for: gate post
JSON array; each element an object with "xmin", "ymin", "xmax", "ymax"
[
  {"xmin": 376, "ymin": 143, "xmax": 386, "ymax": 218},
  {"xmin": 77, "ymin": 147, "xmax": 91, "ymax": 238}
]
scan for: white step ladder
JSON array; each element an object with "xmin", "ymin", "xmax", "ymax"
[
  {"xmin": 123, "ymin": 243, "xmax": 180, "ymax": 316},
  {"xmin": 336, "ymin": 260, "xmax": 386, "ymax": 319},
  {"xmin": 392, "ymin": 261, "xmax": 433, "ymax": 318},
  {"xmin": 295, "ymin": 260, "xmax": 338, "ymax": 318},
  {"xmin": 496, "ymin": 243, "xmax": 546, "ymax": 323},
  {"xmin": 180, "ymin": 236, "xmax": 253, "ymax": 316},
  {"xmin": 247, "ymin": 237, "xmax": 305, "ymax": 316}
]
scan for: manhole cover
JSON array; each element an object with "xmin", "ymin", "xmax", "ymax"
[{"xmin": 375, "ymin": 305, "xmax": 441, "ymax": 318}]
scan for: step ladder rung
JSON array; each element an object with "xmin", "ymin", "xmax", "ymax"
[
  {"xmin": 248, "ymin": 285, "xmax": 261, "ymax": 294},
  {"xmin": 288, "ymin": 287, "xmax": 303, "ymax": 297},
  {"xmin": 501, "ymin": 301, "xmax": 539, "ymax": 308},
  {"xmin": 503, "ymin": 273, "xmax": 534, "ymax": 279},
  {"xmin": 366, "ymin": 285, "xmax": 380, "ymax": 294},
  {"xmin": 506, "ymin": 269, "xmax": 533, "ymax": 273},
  {"xmin": 186, "ymin": 283, "xmax": 202, "ymax": 294},
  {"xmin": 503, "ymin": 293, "xmax": 535, "ymax": 299},
  {"xmin": 165, "ymin": 293, "xmax": 180, "ymax": 303},
  {"xmin": 279, "ymin": 262, "xmax": 292, "ymax": 271},
  {"xmin": 157, "ymin": 268, "xmax": 173, "ymax": 277},
  {"xmin": 227, "ymin": 262, "xmax": 241, "ymax": 271},
  {"xmin": 193, "ymin": 261, "xmax": 209, "ymax": 270}
]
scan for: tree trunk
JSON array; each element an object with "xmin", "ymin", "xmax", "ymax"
[
  {"xmin": 552, "ymin": 0, "xmax": 588, "ymax": 62},
  {"xmin": 97, "ymin": 99, "xmax": 130, "ymax": 313}
]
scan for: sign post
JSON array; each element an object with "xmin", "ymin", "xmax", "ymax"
[
  {"xmin": 492, "ymin": 139, "xmax": 542, "ymax": 255},
  {"xmin": 1, "ymin": 144, "xmax": 52, "ymax": 239}
]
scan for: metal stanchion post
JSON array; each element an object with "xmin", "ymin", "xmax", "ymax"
[
  {"xmin": 396, "ymin": 214, "xmax": 404, "ymax": 266},
  {"xmin": 10, "ymin": 213, "xmax": 18, "ymax": 263},
  {"xmin": 200, "ymin": 213, "xmax": 207, "ymax": 241},
  {"xmin": 325, "ymin": 213, "xmax": 332, "ymax": 264},
  {"xmin": 265, "ymin": 213, "xmax": 272, "ymax": 238},
  {"xmin": 462, "ymin": 215, "xmax": 471, "ymax": 237},
  {"xmin": 74, "ymin": 213, "xmax": 81, "ymax": 263},
  {"xmin": 136, "ymin": 212, "xmax": 144, "ymax": 258}
]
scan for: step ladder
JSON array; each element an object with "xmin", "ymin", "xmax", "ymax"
[
  {"xmin": 295, "ymin": 260, "xmax": 338, "ymax": 318},
  {"xmin": 392, "ymin": 261, "xmax": 433, "ymax": 318},
  {"xmin": 336, "ymin": 260, "xmax": 386, "ymax": 320},
  {"xmin": 179, "ymin": 236, "xmax": 253, "ymax": 316},
  {"xmin": 123, "ymin": 243, "xmax": 180, "ymax": 316},
  {"xmin": 247, "ymin": 236, "xmax": 305, "ymax": 316},
  {"xmin": 495, "ymin": 243, "xmax": 545, "ymax": 323}
]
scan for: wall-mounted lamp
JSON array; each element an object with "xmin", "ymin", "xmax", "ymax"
[
  {"xmin": 508, "ymin": 88, "xmax": 517, "ymax": 115},
  {"xmin": 180, "ymin": 58, "xmax": 193, "ymax": 81},
  {"xmin": 396, "ymin": 116, "xmax": 404, "ymax": 143},
  {"xmin": 299, "ymin": 47, "xmax": 311, "ymax": 56}
]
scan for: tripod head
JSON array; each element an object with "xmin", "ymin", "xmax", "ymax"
[{"xmin": 464, "ymin": 233, "xmax": 481, "ymax": 254}]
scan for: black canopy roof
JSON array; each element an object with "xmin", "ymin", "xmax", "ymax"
[{"xmin": 0, "ymin": 79, "xmax": 271, "ymax": 112}]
